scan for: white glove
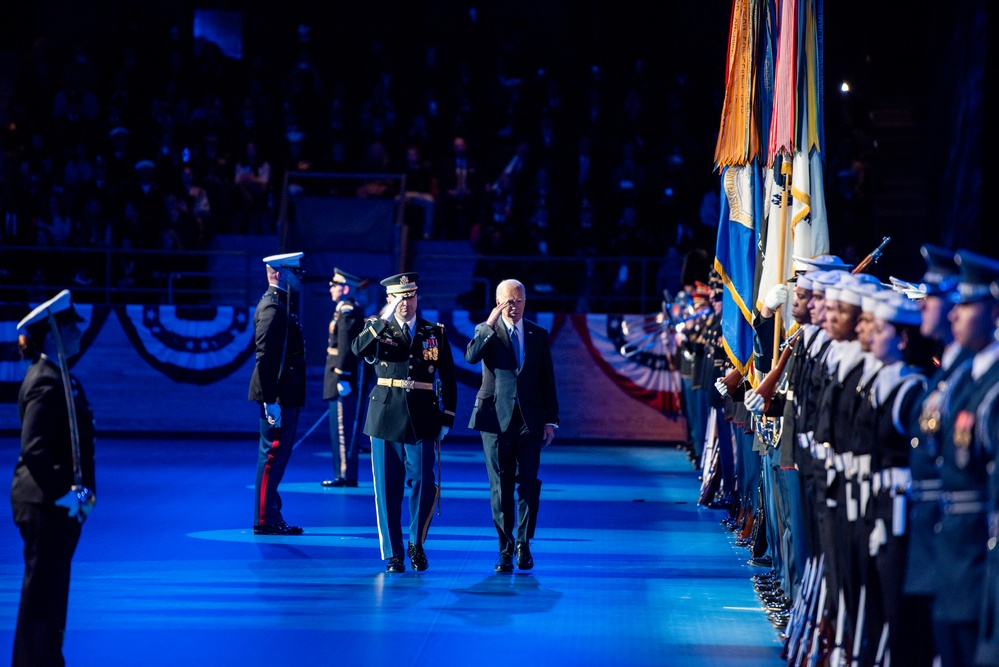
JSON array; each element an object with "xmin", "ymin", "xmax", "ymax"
[
  {"xmin": 714, "ymin": 378, "xmax": 728, "ymax": 396},
  {"xmin": 764, "ymin": 284, "xmax": 789, "ymax": 310},
  {"xmin": 379, "ymin": 294, "xmax": 404, "ymax": 321},
  {"xmin": 264, "ymin": 402, "xmax": 282, "ymax": 427},
  {"xmin": 54, "ymin": 489, "xmax": 81, "ymax": 519},
  {"xmin": 869, "ymin": 518, "xmax": 888, "ymax": 557},
  {"xmin": 337, "ymin": 381, "xmax": 352, "ymax": 397},
  {"xmin": 438, "ymin": 425, "xmax": 450, "ymax": 441},
  {"xmin": 744, "ymin": 388, "xmax": 765, "ymax": 415},
  {"xmin": 54, "ymin": 486, "xmax": 95, "ymax": 523}
]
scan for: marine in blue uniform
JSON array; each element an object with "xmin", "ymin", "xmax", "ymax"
[
  {"xmin": 12, "ymin": 290, "xmax": 96, "ymax": 667},
  {"xmin": 321, "ymin": 268, "xmax": 365, "ymax": 488},
  {"xmin": 248, "ymin": 252, "xmax": 307, "ymax": 535},
  {"xmin": 351, "ymin": 272, "xmax": 457, "ymax": 572}
]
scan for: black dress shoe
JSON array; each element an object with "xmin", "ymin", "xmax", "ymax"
[
  {"xmin": 494, "ymin": 553, "xmax": 514, "ymax": 573},
  {"xmin": 322, "ymin": 478, "xmax": 359, "ymax": 488},
  {"xmin": 515, "ymin": 542, "xmax": 534, "ymax": 570},
  {"xmin": 253, "ymin": 522, "xmax": 304, "ymax": 535},
  {"xmin": 407, "ymin": 542, "xmax": 428, "ymax": 571},
  {"xmin": 386, "ymin": 556, "xmax": 405, "ymax": 573},
  {"xmin": 747, "ymin": 555, "xmax": 773, "ymax": 567}
]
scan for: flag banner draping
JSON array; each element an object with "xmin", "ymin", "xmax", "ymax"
[
  {"xmin": 767, "ymin": 0, "xmax": 799, "ymax": 163},
  {"xmin": 714, "ymin": 164, "xmax": 760, "ymax": 374},
  {"xmin": 714, "ymin": 0, "xmax": 760, "ymax": 168}
]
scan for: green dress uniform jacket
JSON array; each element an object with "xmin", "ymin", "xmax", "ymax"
[{"xmin": 351, "ymin": 315, "xmax": 456, "ymax": 443}]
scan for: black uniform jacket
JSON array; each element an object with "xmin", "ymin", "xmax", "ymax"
[
  {"xmin": 12, "ymin": 357, "xmax": 96, "ymax": 522},
  {"xmin": 464, "ymin": 319, "xmax": 559, "ymax": 436},
  {"xmin": 323, "ymin": 297, "xmax": 363, "ymax": 400},
  {"xmin": 248, "ymin": 285, "xmax": 306, "ymax": 407},
  {"xmin": 351, "ymin": 315, "xmax": 457, "ymax": 443}
]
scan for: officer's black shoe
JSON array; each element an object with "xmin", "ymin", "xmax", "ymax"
[
  {"xmin": 408, "ymin": 542, "xmax": 429, "ymax": 571},
  {"xmin": 253, "ymin": 522, "xmax": 304, "ymax": 535},
  {"xmin": 322, "ymin": 478, "xmax": 359, "ymax": 488},
  {"xmin": 747, "ymin": 555, "xmax": 773, "ymax": 567},
  {"xmin": 494, "ymin": 553, "xmax": 514, "ymax": 573},
  {"xmin": 386, "ymin": 556, "xmax": 406, "ymax": 573},
  {"xmin": 515, "ymin": 542, "xmax": 534, "ymax": 570}
]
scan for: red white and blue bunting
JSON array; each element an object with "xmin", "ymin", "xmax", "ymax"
[{"xmin": 2, "ymin": 306, "xmax": 681, "ymax": 416}]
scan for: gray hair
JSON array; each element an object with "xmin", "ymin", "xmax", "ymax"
[{"xmin": 495, "ymin": 279, "xmax": 526, "ymax": 299}]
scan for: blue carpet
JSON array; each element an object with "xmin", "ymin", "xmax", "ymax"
[{"xmin": 0, "ymin": 435, "xmax": 783, "ymax": 666}]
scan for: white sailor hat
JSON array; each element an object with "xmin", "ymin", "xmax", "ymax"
[
  {"xmin": 796, "ymin": 273, "xmax": 816, "ymax": 290},
  {"xmin": 134, "ymin": 159, "xmax": 155, "ymax": 171},
  {"xmin": 792, "ymin": 254, "xmax": 854, "ymax": 272},
  {"xmin": 811, "ymin": 270, "xmax": 848, "ymax": 294},
  {"xmin": 17, "ymin": 289, "xmax": 83, "ymax": 333},
  {"xmin": 263, "ymin": 252, "xmax": 304, "ymax": 269},
  {"xmin": 380, "ymin": 272, "xmax": 419, "ymax": 296},
  {"xmin": 861, "ymin": 286, "xmax": 889, "ymax": 314},
  {"xmin": 874, "ymin": 291, "xmax": 921, "ymax": 326}
]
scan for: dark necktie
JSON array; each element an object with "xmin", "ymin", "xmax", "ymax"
[
  {"xmin": 510, "ymin": 326, "xmax": 521, "ymax": 368},
  {"xmin": 403, "ymin": 322, "xmax": 411, "ymax": 346}
]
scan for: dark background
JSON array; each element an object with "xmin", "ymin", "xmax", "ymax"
[{"xmin": 0, "ymin": 1, "xmax": 986, "ymax": 283}]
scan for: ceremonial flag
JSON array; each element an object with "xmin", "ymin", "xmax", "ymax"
[
  {"xmin": 714, "ymin": 164, "xmax": 761, "ymax": 375},
  {"xmin": 713, "ymin": 0, "xmax": 760, "ymax": 168}
]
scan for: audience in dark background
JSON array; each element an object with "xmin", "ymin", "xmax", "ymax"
[{"xmin": 2, "ymin": 2, "xmax": 961, "ymax": 309}]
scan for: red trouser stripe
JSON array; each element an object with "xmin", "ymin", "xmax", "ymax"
[{"xmin": 257, "ymin": 438, "xmax": 280, "ymax": 525}]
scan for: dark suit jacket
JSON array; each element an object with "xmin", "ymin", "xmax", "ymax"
[
  {"xmin": 464, "ymin": 319, "xmax": 559, "ymax": 437},
  {"xmin": 322, "ymin": 297, "xmax": 363, "ymax": 400},
  {"xmin": 13, "ymin": 357, "xmax": 96, "ymax": 521},
  {"xmin": 351, "ymin": 315, "xmax": 457, "ymax": 443},
  {"xmin": 248, "ymin": 286, "xmax": 306, "ymax": 407}
]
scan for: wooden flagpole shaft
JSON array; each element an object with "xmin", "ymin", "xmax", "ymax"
[{"xmin": 772, "ymin": 155, "xmax": 792, "ymax": 367}]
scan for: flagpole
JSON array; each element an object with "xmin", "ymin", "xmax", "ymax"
[{"xmin": 772, "ymin": 153, "xmax": 792, "ymax": 367}]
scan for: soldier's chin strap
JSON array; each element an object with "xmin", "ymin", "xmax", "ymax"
[{"xmin": 46, "ymin": 311, "xmax": 94, "ymax": 510}]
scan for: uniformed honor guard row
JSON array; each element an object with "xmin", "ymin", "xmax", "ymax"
[{"xmin": 685, "ymin": 244, "xmax": 999, "ymax": 667}]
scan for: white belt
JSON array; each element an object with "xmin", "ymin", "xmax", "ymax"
[{"xmin": 873, "ymin": 467, "xmax": 911, "ymax": 495}]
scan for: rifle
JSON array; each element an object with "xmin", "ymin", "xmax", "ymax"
[{"xmin": 852, "ymin": 236, "xmax": 891, "ymax": 274}]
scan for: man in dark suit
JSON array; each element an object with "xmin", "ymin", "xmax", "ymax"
[
  {"xmin": 248, "ymin": 252, "xmax": 306, "ymax": 535},
  {"xmin": 321, "ymin": 267, "xmax": 365, "ymax": 488},
  {"xmin": 351, "ymin": 272, "xmax": 457, "ymax": 573},
  {"xmin": 465, "ymin": 279, "xmax": 559, "ymax": 572}
]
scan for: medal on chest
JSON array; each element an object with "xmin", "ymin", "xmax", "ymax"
[
  {"xmin": 919, "ymin": 388, "xmax": 944, "ymax": 435},
  {"xmin": 423, "ymin": 334, "xmax": 439, "ymax": 361},
  {"xmin": 953, "ymin": 409, "xmax": 975, "ymax": 469}
]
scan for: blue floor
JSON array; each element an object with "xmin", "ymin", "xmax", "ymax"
[{"xmin": 0, "ymin": 434, "xmax": 783, "ymax": 666}]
